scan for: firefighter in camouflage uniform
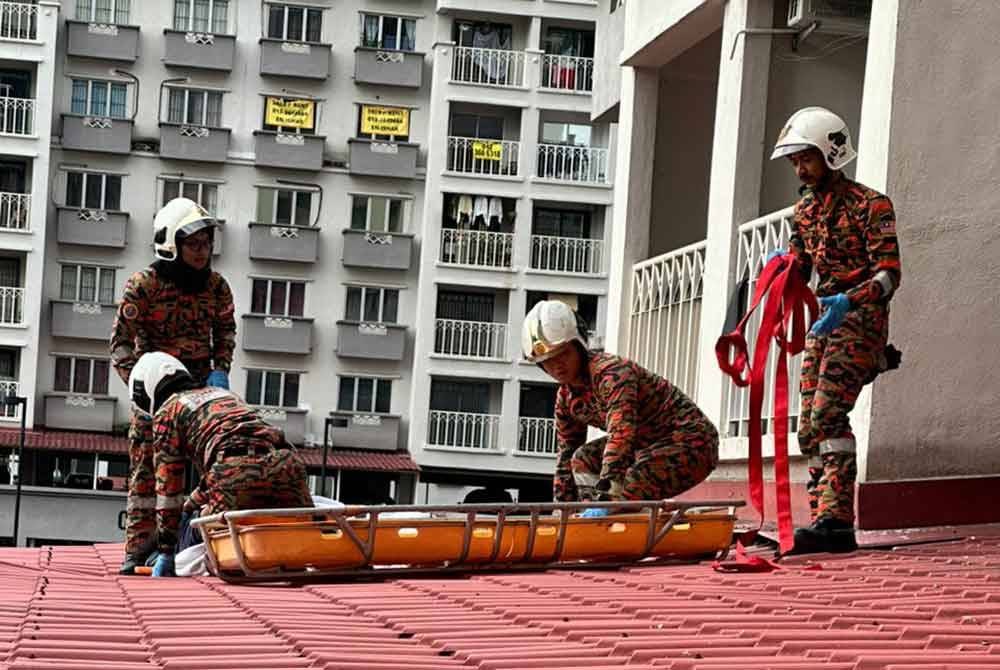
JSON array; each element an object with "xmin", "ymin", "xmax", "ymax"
[
  {"xmin": 522, "ymin": 300, "xmax": 719, "ymax": 516},
  {"xmin": 110, "ymin": 197, "xmax": 236, "ymax": 574},
  {"xmin": 129, "ymin": 352, "xmax": 312, "ymax": 577},
  {"xmin": 770, "ymin": 107, "xmax": 902, "ymax": 554}
]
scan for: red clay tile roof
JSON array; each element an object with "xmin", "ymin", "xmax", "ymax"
[
  {"xmin": 298, "ymin": 448, "xmax": 420, "ymax": 472},
  {"xmin": 2, "ymin": 533, "xmax": 1000, "ymax": 669}
]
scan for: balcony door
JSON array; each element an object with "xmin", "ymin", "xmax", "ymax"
[{"xmin": 436, "ymin": 290, "xmax": 494, "ymax": 322}]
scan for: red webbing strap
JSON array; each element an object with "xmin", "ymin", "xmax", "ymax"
[{"xmin": 714, "ymin": 255, "xmax": 818, "ymax": 565}]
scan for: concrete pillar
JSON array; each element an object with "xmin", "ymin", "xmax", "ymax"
[
  {"xmin": 512, "ymin": 196, "xmax": 532, "ymax": 276},
  {"xmin": 694, "ymin": 0, "xmax": 773, "ymax": 425}
]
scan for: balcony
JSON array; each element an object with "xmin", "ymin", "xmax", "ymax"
[
  {"xmin": 56, "ymin": 207, "xmax": 128, "ymax": 248},
  {"xmin": 248, "ymin": 222, "xmax": 319, "ymax": 263},
  {"xmin": 0, "ymin": 97, "xmax": 33, "ymax": 136},
  {"xmin": 427, "ymin": 410, "xmax": 501, "ymax": 451},
  {"xmin": 159, "ymin": 123, "xmax": 231, "ymax": 163},
  {"xmin": 536, "ymin": 144, "xmax": 609, "ymax": 184},
  {"xmin": 0, "ymin": 192, "xmax": 29, "ymax": 231},
  {"xmin": 259, "ymin": 38, "xmax": 331, "ymax": 80},
  {"xmin": 433, "ymin": 319, "xmax": 507, "ymax": 360},
  {"xmin": 336, "ymin": 321, "xmax": 406, "ymax": 361},
  {"xmin": 539, "ymin": 55, "xmax": 594, "ymax": 93},
  {"xmin": 253, "ymin": 131, "xmax": 325, "ymax": 171},
  {"xmin": 517, "ymin": 417, "xmax": 558, "ymax": 456},
  {"xmin": 348, "ymin": 138, "xmax": 418, "ymax": 179},
  {"xmin": 446, "ymin": 136, "xmax": 519, "ymax": 177},
  {"xmin": 256, "ymin": 406, "xmax": 308, "ymax": 445},
  {"xmin": 50, "ymin": 300, "xmax": 115, "ymax": 340},
  {"xmin": 43, "ymin": 393, "xmax": 117, "ymax": 433},
  {"xmin": 163, "ymin": 30, "xmax": 236, "ymax": 71},
  {"xmin": 65, "ymin": 20, "xmax": 139, "ymax": 62},
  {"xmin": 341, "ymin": 229, "xmax": 413, "ymax": 271},
  {"xmin": 0, "ymin": 2, "xmax": 37, "ymax": 40},
  {"xmin": 328, "ymin": 410, "xmax": 401, "ymax": 452},
  {"xmin": 241, "ymin": 314, "xmax": 314, "ymax": 355},
  {"xmin": 61, "ymin": 115, "xmax": 133, "ymax": 154},
  {"xmin": 354, "ymin": 47, "xmax": 424, "ymax": 88},
  {"xmin": 529, "ymin": 235, "xmax": 604, "ymax": 275},
  {"xmin": 439, "ymin": 229, "xmax": 513, "ymax": 270},
  {"xmin": 451, "ymin": 47, "xmax": 526, "ymax": 88},
  {"xmin": 0, "ymin": 380, "xmax": 18, "ymax": 419}
]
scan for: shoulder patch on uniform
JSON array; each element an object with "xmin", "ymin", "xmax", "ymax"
[
  {"xmin": 878, "ymin": 210, "xmax": 896, "ymax": 234},
  {"xmin": 122, "ymin": 303, "xmax": 139, "ymax": 320}
]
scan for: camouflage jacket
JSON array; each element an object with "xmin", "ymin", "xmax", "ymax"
[
  {"xmin": 790, "ymin": 174, "xmax": 902, "ymax": 306},
  {"xmin": 553, "ymin": 352, "xmax": 697, "ymax": 500},
  {"xmin": 110, "ymin": 267, "xmax": 236, "ymax": 385},
  {"xmin": 153, "ymin": 388, "xmax": 288, "ymax": 552}
]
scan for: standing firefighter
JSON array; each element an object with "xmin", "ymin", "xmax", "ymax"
[
  {"xmin": 129, "ymin": 352, "xmax": 312, "ymax": 577},
  {"xmin": 111, "ymin": 198, "xmax": 236, "ymax": 574},
  {"xmin": 770, "ymin": 107, "xmax": 902, "ymax": 553},
  {"xmin": 522, "ymin": 300, "xmax": 719, "ymax": 515}
]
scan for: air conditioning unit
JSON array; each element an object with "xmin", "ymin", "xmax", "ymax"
[{"xmin": 787, "ymin": 0, "xmax": 871, "ymax": 34}]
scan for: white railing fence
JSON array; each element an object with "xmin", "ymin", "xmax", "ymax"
[
  {"xmin": 536, "ymin": 144, "xmax": 608, "ymax": 184},
  {"xmin": 427, "ymin": 410, "xmax": 502, "ymax": 451},
  {"xmin": 452, "ymin": 46, "xmax": 526, "ymax": 88},
  {"xmin": 440, "ymin": 229, "xmax": 514, "ymax": 269},
  {"xmin": 0, "ymin": 286, "xmax": 23, "ymax": 325},
  {"xmin": 540, "ymin": 54, "xmax": 594, "ymax": 93},
  {"xmin": 446, "ymin": 136, "xmax": 520, "ymax": 177},
  {"xmin": 517, "ymin": 417, "xmax": 558, "ymax": 455},
  {"xmin": 434, "ymin": 318, "xmax": 507, "ymax": 360},
  {"xmin": 0, "ymin": 380, "xmax": 19, "ymax": 419},
  {"xmin": 0, "ymin": 2, "xmax": 37, "ymax": 41},
  {"xmin": 0, "ymin": 192, "xmax": 30, "ymax": 231},
  {"xmin": 530, "ymin": 234, "xmax": 603, "ymax": 275},
  {"xmin": 0, "ymin": 97, "xmax": 34, "ymax": 136}
]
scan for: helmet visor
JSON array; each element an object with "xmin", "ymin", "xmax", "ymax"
[{"xmin": 770, "ymin": 143, "xmax": 814, "ymax": 161}]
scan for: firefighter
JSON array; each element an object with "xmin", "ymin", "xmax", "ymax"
[
  {"xmin": 128, "ymin": 352, "xmax": 312, "ymax": 578},
  {"xmin": 110, "ymin": 197, "xmax": 236, "ymax": 574},
  {"xmin": 769, "ymin": 106, "xmax": 902, "ymax": 553},
  {"xmin": 522, "ymin": 300, "xmax": 719, "ymax": 515}
]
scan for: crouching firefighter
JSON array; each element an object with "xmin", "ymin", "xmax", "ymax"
[
  {"xmin": 522, "ymin": 300, "xmax": 720, "ymax": 516},
  {"xmin": 770, "ymin": 106, "xmax": 902, "ymax": 554},
  {"xmin": 128, "ymin": 352, "xmax": 313, "ymax": 577}
]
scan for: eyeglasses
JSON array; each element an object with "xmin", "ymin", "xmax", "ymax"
[{"xmin": 182, "ymin": 237, "xmax": 212, "ymax": 252}]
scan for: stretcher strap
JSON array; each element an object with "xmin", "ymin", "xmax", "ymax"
[{"xmin": 714, "ymin": 255, "xmax": 818, "ymax": 561}]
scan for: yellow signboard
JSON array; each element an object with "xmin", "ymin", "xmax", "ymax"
[
  {"xmin": 360, "ymin": 105, "xmax": 410, "ymax": 136},
  {"xmin": 472, "ymin": 140, "xmax": 503, "ymax": 161},
  {"xmin": 264, "ymin": 97, "xmax": 315, "ymax": 130}
]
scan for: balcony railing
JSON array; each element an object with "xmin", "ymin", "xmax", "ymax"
[
  {"xmin": 517, "ymin": 417, "xmax": 558, "ymax": 456},
  {"xmin": 0, "ymin": 97, "xmax": 34, "ymax": 136},
  {"xmin": 0, "ymin": 380, "xmax": 18, "ymax": 418},
  {"xmin": 434, "ymin": 318, "xmax": 507, "ymax": 360},
  {"xmin": 0, "ymin": 1, "xmax": 37, "ymax": 40},
  {"xmin": 530, "ymin": 235, "xmax": 603, "ymax": 275},
  {"xmin": 440, "ymin": 229, "xmax": 513, "ymax": 270},
  {"xmin": 446, "ymin": 136, "xmax": 520, "ymax": 177},
  {"xmin": 452, "ymin": 46, "xmax": 526, "ymax": 88},
  {"xmin": 0, "ymin": 286, "xmax": 23, "ymax": 325},
  {"xmin": 536, "ymin": 144, "xmax": 608, "ymax": 184},
  {"xmin": 540, "ymin": 54, "xmax": 594, "ymax": 93},
  {"xmin": 0, "ymin": 192, "xmax": 29, "ymax": 231},
  {"xmin": 427, "ymin": 410, "xmax": 502, "ymax": 451}
]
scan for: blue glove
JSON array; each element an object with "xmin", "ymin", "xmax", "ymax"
[
  {"xmin": 206, "ymin": 370, "xmax": 229, "ymax": 389},
  {"xmin": 579, "ymin": 507, "xmax": 611, "ymax": 518},
  {"xmin": 810, "ymin": 293, "xmax": 850, "ymax": 336},
  {"xmin": 765, "ymin": 248, "xmax": 787, "ymax": 264},
  {"xmin": 151, "ymin": 553, "xmax": 175, "ymax": 578}
]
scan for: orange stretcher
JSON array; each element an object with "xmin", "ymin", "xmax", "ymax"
[{"xmin": 193, "ymin": 499, "xmax": 743, "ymax": 582}]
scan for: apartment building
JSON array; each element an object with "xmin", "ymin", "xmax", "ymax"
[{"xmin": 0, "ymin": 0, "xmax": 611, "ymax": 544}]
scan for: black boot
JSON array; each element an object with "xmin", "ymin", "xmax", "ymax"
[
  {"xmin": 119, "ymin": 554, "xmax": 140, "ymax": 575},
  {"xmin": 787, "ymin": 517, "xmax": 858, "ymax": 555}
]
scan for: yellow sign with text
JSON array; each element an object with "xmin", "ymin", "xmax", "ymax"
[
  {"xmin": 264, "ymin": 97, "xmax": 315, "ymax": 130},
  {"xmin": 472, "ymin": 140, "xmax": 503, "ymax": 161},
  {"xmin": 360, "ymin": 105, "xmax": 410, "ymax": 136}
]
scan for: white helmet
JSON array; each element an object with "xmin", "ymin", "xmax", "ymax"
[
  {"xmin": 521, "ymin": 300, "xmax": 588, "ymax": 363},
  {"xmin": 771, "ymin": 106, "xmax": 857, "ymax": 170},
  {"xmin": 153, "ymin": 197, "xmax": 217, "ymax": 261},
  {"xmin": 128, "ymin": 352, "xmax": 190, "ymax": 416}
]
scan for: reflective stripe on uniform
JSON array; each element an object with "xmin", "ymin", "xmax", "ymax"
[
  {"xmin": 819, "ymin": 437, "xmax": 856, "ymax": 455},
  {"xmin": 157, "ymin": 494, "xmax": 185, "ymax": 509},
  {"xmin": 176, "ymin": 388, "xmax": 232, "ymax": 412},
  {"xmin": 573, "ymin": 471, "xmax": 600, "ymax": 487},
  {"xmin": 873, "ymin": 269, "xmax": 896, "ymax": 297},
  {"xmin": 127, "ymin": 496, "xmax": 157, "ymax": 510}
]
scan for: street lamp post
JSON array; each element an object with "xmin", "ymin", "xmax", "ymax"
[
  {"xmin": 4, "ymin": 394, "xmax": 27, "ymax": 547},
  {"xmin": 322, "ymin": 417, "xmax": 334, "ymax": 498}
]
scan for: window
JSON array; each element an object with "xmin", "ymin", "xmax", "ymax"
[
  {"xmin": 166, "ymin": 88, "xmax": 223, "ymax": 127},
  {"xmin": 60, "ymin": 265, "xmax": 116, "ymax": 303},
  {"xmin": 173, "ymin": 0, "xmax": 228, "ymax": 33},
  {"xmin": 533, "ymin": 208, "xmax": 590, "ymax": 238},
  {"xmin": 450, "ymin": 113, "xmax": 503, "ymax": 140},
  {"xmin": 345, "ymin": 286, "xmax": 398, "ymax": 324},
  {"xmin": 360, "ymin": 13, "xmax": 416, "ymax": 51},
  {"xmin": 337, "ymin": 376, "xmax": 391, "ymax": 413},
  {"xmin": 54, "ymin": 357, "xmax": 110, "ymax": 395},
  {"xmin": 350, "ymin": 195, "xmax": 404, "ymax": 233},
  {"xmin": 245, "ymin": 369, "xmax": 300, "ymax": 408},
  {"xmin": 453, "ymin": 20, "xmax": 511, "ymax": 49},
  {"xmin": 543, "ymin": 28, "xmax": 594, "ymax": 58},
  {"xmin": 76, "ymin": 0, "xmax": 130, "ymax": 24},
  {"xmin": 541, "ymin": 122, "xmax": 592, "ymax": 147},
  {"xmin": 266, "ymin": 3, "xmax": 322, "ymax": 42},
  {"xmin": 256, "ymin": 188, "xmax": 314, "ymax": 226},
  {"xmin": 66, "ymin": 172, "xmax": 122, "ymax": 211},
  {"xmin": 70, "ymin": 79, "xmax": 128, "ymax": 119},
  {"xmin": 162, "ymin": 179, "xmax": 219, "ymax": 216},
  {"xmin": 250, "ymin": 279, "xmax": 305, "ymax": 317}
]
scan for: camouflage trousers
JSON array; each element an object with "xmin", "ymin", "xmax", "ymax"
[
  {"xmin": 571, "ymin": 414, "xmax": 719, "ymax": 501},
  {"xmin": 199, "ymin": 446, "xmax": 312, "ymax": 515},
  {"xmin": 799, "ymin": 303, "xmax": 887, "ymax": 524},
  {"xmin": 124, "ymin": 413, "xmax": 155, "ymax": 557}
]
